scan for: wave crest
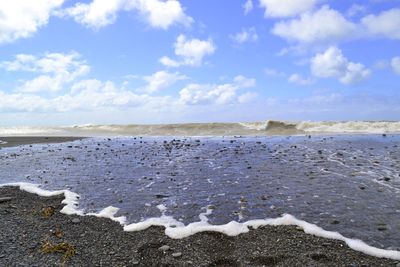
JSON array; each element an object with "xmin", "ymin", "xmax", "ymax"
[{"xmin": 0, "ymin": 120, "xmax": 399, "ymax": 136}]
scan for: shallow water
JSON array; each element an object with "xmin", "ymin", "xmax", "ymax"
[{"xmin": 0, "ymin": 135, "xmax": 399, "ymax": 249}]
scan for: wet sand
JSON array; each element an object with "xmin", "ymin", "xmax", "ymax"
[
  {"xmin": 0, "ymin": 187, "xmax": 398, "ymax": 266},
  {"xmin": 0, "ymin": 137, "xmax": 84, "ymax": 148}
]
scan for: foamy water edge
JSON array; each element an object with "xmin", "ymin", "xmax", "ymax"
[{"xmin": 1, "ymin": 182, "xmax": 399, "ymax": 260}]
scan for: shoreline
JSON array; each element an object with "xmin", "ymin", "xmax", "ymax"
[
  {"xmin": 0, "ymin": 136, "xmax": 84, "ymax": 148},
  {"xmin": 0, "ymin": 186, "xmax": 398, "ymax": 266}
]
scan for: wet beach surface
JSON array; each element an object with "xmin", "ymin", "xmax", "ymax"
[
  {"xmin": 0, "ymin": 135, "xmax": 399, "ymax": 250},
  {"xmin": 0, "ymin": 187, "xmax": 398, "ymax": 267},
  {"xmin": 0, "ymin": 137, "xmax": 83, "ymax": 148}
]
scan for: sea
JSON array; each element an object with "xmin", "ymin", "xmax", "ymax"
[{"xmin": 0, "ymin": 120, "xmax": 399, "ymax": 259}]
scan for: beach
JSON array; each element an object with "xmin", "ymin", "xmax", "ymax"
[
  {"xmin": 0, "ymin": 134, "xmax": 399, "ymax": 266},
  {"xmin": 1, "ymin": 186, "xmax": 398, "ymax": 266},
  {"xmin": 0, "ymin": 137, "xmax": 83, "ymax": 148}
]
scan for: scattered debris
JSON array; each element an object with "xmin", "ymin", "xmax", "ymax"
[
  {"xmin": 42, "ymin": 207, "xmax": 55, "ymax": 218},
  {"xmin": 41, "ymin": 240, "xmax": 76, "ymax": 264}
]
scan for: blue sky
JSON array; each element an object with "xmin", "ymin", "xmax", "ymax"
[{"xmin": 0, "ymin": 0, "xmax": 400, "ymax": 126}]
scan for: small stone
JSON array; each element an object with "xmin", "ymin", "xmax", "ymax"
[
  {"xmin": 158, "ymin": 245, "xmax": 170, "ymax": 252},
  {"xmin": 132, "ymin": 260, "xmax": 139, "ymax": 265},
  {"xmin": 71, "ymin": 218, "xmax": 81, "ymax": 224},
  {"xmin": 377, "ymin": 225, "xmax": 387, "ymax": 231},
  {"xmin": 172, "ymin": 252, "xmax": 182, "ymax": 258},
  {"xmin": 0, "ymin": 255, "xmax": 5, "ymax": 258},
  {"xmin": 0, "ymin": 197, "xmax": 12, "ymax": 203}
]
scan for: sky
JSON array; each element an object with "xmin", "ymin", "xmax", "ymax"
[{"xmin": 0, "ymin": 0, "xmax": 400, "ymax": 126}]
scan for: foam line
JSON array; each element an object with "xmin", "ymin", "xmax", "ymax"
[{"xmin": 1, "ymin": 182, "xmax": 399, "ymax": 260}]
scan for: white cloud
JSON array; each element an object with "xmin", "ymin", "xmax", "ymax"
[
  {"xmin": 260, "ymin": 0, "xmax": 317, "ymax": 18},
  {"xmin": 57, "ymin": 79, "xmax": 153, "ymax": 111},
  {"xmin": 0, "ymin": 0, "xmax": 64, "ymax": 44},
  {"xmin": 243, "ymin": 0, "xmax": 253, "ymax": 15},
  {"xmin": 0, "ymin": 79, "xmax": 174, "ymax": 112},
  {"xmin": 391, "ymin": 57, "xmax": 400, "ymax": 75},
  {"xmin": 361, "ymin": 8, "xmax": 400, "ymax": 39},
  {"xmin": 159, "ymin": 57, "xmax": 181, "ymax": 68},
  {"xmin": 128, "ymin": 0, "xmax": 193, "ymax": 30},
  {"xmin": 160, "ymin": 34, "xmax": 216, "ymax": 67},
  {"xmin": 230, "ymin": 27, "xmax": 258, "ymax": 44},
  {"xmin": 63, "ymin": 0, "xmax": 122, "ymax": 29},
  {"xmin": 347, "ymin": 4, "xmax": 367, "ymax": 17},
  {"xmin": 143, "ymin": 70, "xmax": 186, "ymax": 94},
  {"xmin": 1, "ymin": 52, "xmax": 90, "ymax": 93},
  {"xmin": 265, "ymin": 68, "xmax": 286, "ymax": 77},
  {"xmin": 310, "ymin": 47, "xmax": 371, "ymax": 85},
  {"xmin": 179, "ymin": 76, "xmax": 256, "ymax": 105},
  {"xmin": 272, "ymin": 5, "xmax": 357, "ymax": 44},
  {"xmin": 288, "ymin": 74, "xmax": 314, "ymax": 85},
  {"xmin": 233, "ymin": 75, "xmax": 256, "ymax": 88},
  {"xmin": 238, "ymin": 92, "xmax": 257, "ymax": 103},
  {"xmin": 63, "ymin": 0, "xmax": 193, "ymax": 30}
]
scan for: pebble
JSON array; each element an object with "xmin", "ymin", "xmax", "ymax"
[
  {"xmin": 158, "ymin": 245, "xmax": 170, "ymax": 252},
  {"xmin": 71, "ymin": 218, "xmax": 81, "ymax": 224},
  {"xmin": 132, "ymin": 260, "xmax": 139, "ymax": 265},
  {"xmin": 172, "ymin": 252, "xmax": 182, "ymax": 258},
  {"xmin": 0, "ymin": 197, "xmax": 12, "ymax": 203}
]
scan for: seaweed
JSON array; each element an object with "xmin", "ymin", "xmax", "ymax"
[{"xmin": 41, "ymin": 240, "xmax": 76, "ymax": 265}]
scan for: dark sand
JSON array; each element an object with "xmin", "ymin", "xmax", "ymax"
[
  {"xmin": 0, "ymin": 187, "xmax": 398, "ymax": 267},
  {"xmin": 0, "ymin": 137, "xmax": 84, "ymax": 148}
]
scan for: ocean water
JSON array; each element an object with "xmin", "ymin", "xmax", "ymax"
[
  {"xmin": 0, "ymin": 134, "xmax": 399, "ymax": 252},
  {"xmin": 0, "ymin": 120, "xmax": 400, "ymax": 136}
]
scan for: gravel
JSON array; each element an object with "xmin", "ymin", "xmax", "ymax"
[{"xmin": 0, "ymin": 186, "xmax": 399, "ymax": 266}]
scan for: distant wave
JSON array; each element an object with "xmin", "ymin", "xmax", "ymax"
[{"xmin": 0, "ymin": 120, "xmax": 399, "ymax": 136}]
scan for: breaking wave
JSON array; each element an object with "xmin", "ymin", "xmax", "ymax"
[{"xmin": 0, "ymin": 120, "xmax": 399, "ymax": 136}]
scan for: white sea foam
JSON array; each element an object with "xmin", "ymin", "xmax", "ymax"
[
  {"xmin": 0, "ymin": 140, "xmax": 8, "ymax": 145},
  {"xmin": 1, "ymin": 182, "xmax": 83, "ymax": 216},
  {"xmin": 87, "ymin": 206, "xmax": 127, "ymax": 225},
  {"xmin": 1, "ymin": 182, "xmax": 400, "ymax": 260},
  {"xmin": 240, "ymin": 120, "xmax": 400, "ymax": 134},
  {"xmin": 297, "ymin": 121, "xmax": 400, "ymax": 134}
]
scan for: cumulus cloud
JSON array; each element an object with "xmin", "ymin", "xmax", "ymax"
[
  {"xmin": 0, "ymin": 0, "xmax": 64, "ymax": 44},
  {"xmin": 391, "ymin": 57, "xmax": 400, "ymax": 75},
  {"xmin": 310, "ymin": 47, "xmax": 371, "ymax": 85},
  {"xmin": 272, "ymin": 6, "xmax": 357, "ymax": 44},
  {"xmin": 1, "ymin": 52, "xmax": 90, "ymax": 93},
  {"xmin": 160, "ymin": 34, "xmax": 216, "ymax": 67},
  {"xmin": 63, "ymin": 0, "xmax": 193, "ymax": 30},
  {"xmin": 143, "ymin": 70, "xmax": 186, "ymax": 94},
  {"xmin": 260, "ymin": 0, "xmax": 317, "ymax": 18},
  {"xmin": 230, "ymin": 27, "xmax": 258, "ymax": 44},
  {"xmin": 63, "ymin": 0, "xmax": 122, "ymax": 29},
  {"xmin": 0, "ymin": 79, "xmax": 174, "ymax": 112},
  {"xmin": 288, "ymin": 74, "xmax": 314, "ymax": 86},
  {"xmin": 179, "ymin": 75, "xmax": 256, "ymax": 105},
  {"xmin": 243, "ymin": 0, "xmax": 253, "ymax": 15},
  {"xmin": 361, "ymin": 8, "xmax": 400, "ymax": 39}
]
